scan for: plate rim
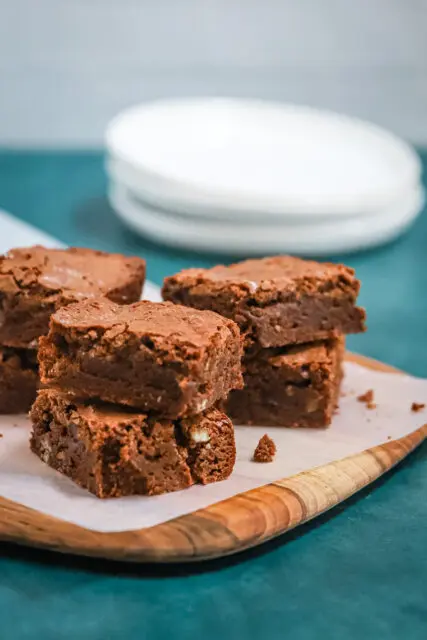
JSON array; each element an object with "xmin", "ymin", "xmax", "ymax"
[{"xmin": 105, "ymin": 97, "xmax": 422, "ymax": 218}]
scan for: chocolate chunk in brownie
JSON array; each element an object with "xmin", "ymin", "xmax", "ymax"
[
  {"xmin": 39, "ymin": 298, "xmax": 243, "ymax": 417},
  {"xmin": 253, "ymin": 434, "xmax": 276, "ymax": 462},
  {"xmin": 225, "ymin": 337, "xmax": 344, "ymax": 428},
  {"xmin": 0, "ymin": 246, "xmax": 146, "ymax": 348},
  {"xmin": 30, "ymin": 389, "xmax": 235, "ymax": 498},
  {"xmin": 0, "ymin": 346, "xmax": 38, "ymax": 414},
  {"xmin": 162, "ymin": 256, "xmax": 365, "ymax": 347}
]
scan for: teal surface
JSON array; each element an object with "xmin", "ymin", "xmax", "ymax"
[{"xmin": 0, "ymin": 150, "xmax": 427, "ymax": 639}]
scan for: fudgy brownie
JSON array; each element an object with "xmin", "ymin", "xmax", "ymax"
[
  {"xmin": 225, "ymin": 337, "xmax": 344, "ymax": 428},
  {"xmin": 30, "ymin": 389, "xmax": 236, "ymax": 498},
  {"xmin": 0, "ymin": 346, "xmax": 38, "ymax": 413},
  {"xmin": 162, "ymin": 256, "xmax": 365, "ymax": 347},
  {"xmin": 0, "ymin": 246, "xmax": 146, "ymax": 348},
  {"xmin": 39, "ymin": 298, "xmax": 243, "ymax": 417}
]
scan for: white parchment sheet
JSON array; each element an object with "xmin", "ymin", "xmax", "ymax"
[
  {"xmin": 0, "ymin": 363, "xmax": 426, "ymax": 533},
  {"xmin": 0, "ymin": 211, "xmax": 425, "ymax": 532}
]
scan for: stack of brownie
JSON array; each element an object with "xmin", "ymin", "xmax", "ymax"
[
  {"xmin": 162, "ymin": 256, "xmax": 366, "ymax": 428},
  {"xmin": 0, "ymin": 246, "xmax": 146, "ymax": 414},
  {"xmin": 30, "ymin": 298, "xmax": 243, "ymax": 497}
]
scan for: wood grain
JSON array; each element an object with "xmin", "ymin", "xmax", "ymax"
[{"xmin": 0, "ymin": 353, "xmax": 425, "ymax": 563}]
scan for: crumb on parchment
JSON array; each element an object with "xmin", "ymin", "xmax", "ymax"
[
  {"xmin": 411, "ymin": 402, "xmax": 425, "ymax": 413},
  {"xmin": 253, "ymin": 434, "xmax": 276, "ymax": 463},
  {"xmin": 357, "ymin": 389, "xmax": 374, "ymax": 404}
]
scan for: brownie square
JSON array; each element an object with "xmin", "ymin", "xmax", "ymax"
[
  {"xmin": 0, "ymin": 246, "xmax": 146, "ymax": 348},
  {"xmin": 0, "ymin": 346, "xmax": 38, "ymax": 414},
  {"xmin": 39, "ymin": 298, "xmax": 243, "ymax": 417},
  {"xmin": 30, "ymin": 389, "xmax": 236, "ymax": 498},
  {"xmin": 225, "ymin": 337, "xmax": 344, "ymax": 428},
  {"xmin": 162, "ymin": 256, "xmax": 365, "ymax": 347}
]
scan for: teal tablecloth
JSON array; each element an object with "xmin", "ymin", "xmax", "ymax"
[{"xmin": 0, "ymin": 150, "xmax": 427, "ymax": 639}]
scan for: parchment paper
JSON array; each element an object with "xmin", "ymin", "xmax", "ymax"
[
  {"xmin": 0, "ymin": 209, "xmax": 425, "ymax": 533},
  {"xmin": 0, "ymin": 362, "xmax": 426, "ymax": 532}
]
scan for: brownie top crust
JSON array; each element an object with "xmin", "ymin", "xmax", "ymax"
[
  {"xmin": 163, "ymin": 255, "xmax": 365, "ymax": 347},
  {"xmin": 243, "ymin": 337, "xmax": 345, "ymax": 387},
  {"xmin": 163, "ymin": 255, "xmax": 360, "ymax": 304},
  {"xmin": 35, "ymin": 387, "xmax": 229, "ymax": 433},
  {"xmin": 49, "ymin": 392, "xmax": 151, "ymax": 429},
  {"xmin": 40, "ymin": 298, "xmax": 243, "ymax": 416},
  {"xmin": 262, "ymin": 337, "xmax": 345, "ymax": 369},
  {"xmin": 51, "ymin": 297, "xmax": 238, "ymax": 352},
  {"xmin": 0, "ymin": 245, "xmax": 146, "ymax": 303}
]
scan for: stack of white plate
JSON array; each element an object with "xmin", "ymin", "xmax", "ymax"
[{"xmin": 105, "ymin": 98, "xmax": 423, "ymax": 256}]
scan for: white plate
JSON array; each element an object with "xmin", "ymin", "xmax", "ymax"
[
  {"xmin": 106, "ymin": 98, "xmax": 421, "ymax": 220},
  {"xmin": 107, "ymin": 153, "xmax": 421, "ymax": 225},
  {"xmin": 109, "ymin": 181, "xmax": 424, "ymax": 256}
]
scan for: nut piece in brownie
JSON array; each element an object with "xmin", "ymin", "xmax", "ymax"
[
  {"xmin": 30, "ymin": 389, "xmax": 236, "ymax": 498},
  {"xmin": 225, "ymin": 337, "xmax": 344, "ymax": 428},
  {"xmin": 0, "ymin": 246, "xmax": 146, "ymax": 348},
  {"xmin": 162, "ymin": 256, "xmax": 365, "ymax": 347},
  {"xmin": 0, "ymin": 347, "xmax": 38, "ymax": 413},
  {"xmin": 39, "ymin": 298, "xmax": 243, "ymax": 417}
]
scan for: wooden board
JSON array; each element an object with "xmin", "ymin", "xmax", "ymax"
[{"xmin": 0, "ymin": 353, "xmax": 426, "ymax": 563}]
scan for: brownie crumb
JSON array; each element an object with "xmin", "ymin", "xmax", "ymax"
[
  {"xmin": 0, "ymin": 433, "xmax": 3, "ymax": 438},
  {"xmin": 253, "ymin": 434, "xmax": 276, "ymax": 463},
  {"xmin": 367, "ymin": 402, "xmax": 377, "ymax": 410},
  {"xmin": 357, "ymin": 389, "xmax": 374, "ymax": 404},
  {"xmin": 411, "ymin": 402, "xmax": 425, "ymax": 413}
]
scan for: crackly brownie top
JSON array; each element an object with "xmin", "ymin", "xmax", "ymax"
[
  {"xmin": 0, "ymin": 246, "xmax": 145, "ymax": 299},
  {"xmin": 263, "ymin": 336, "xmax": 345, "ymax": 369},
  {"xmin": 245, "ymin": 337, "xmax": 344, "ymax": 372},
  {"xmin": 163, "ymin": 255, "xmax": 360, "ymax": 302},
  {"xmin": 51, "ymin": 297, "xmax": 240, "ymax": 351},
  {"xmin": 41, "ymin": 387, "xmax": 150, "ymax": 426},
  {"xmin": 37, "ymin": 387, "xmax": 226, "ymax": 433}
]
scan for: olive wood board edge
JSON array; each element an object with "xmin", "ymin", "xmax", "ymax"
[{"xmin": 0, "ymin": 352, "xmax": 425, "ymax": 563}]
